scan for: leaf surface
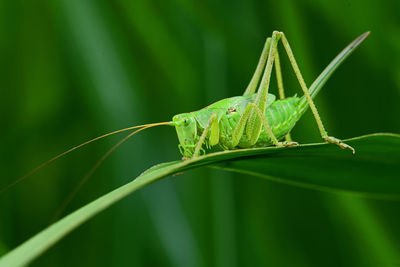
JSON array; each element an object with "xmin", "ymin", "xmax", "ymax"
[{"xmin": 0, "ymin": 133, "xmax": 399, "ymax": 266}]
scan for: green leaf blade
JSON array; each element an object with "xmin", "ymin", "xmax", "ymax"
[
  {"xmin": 213, "ymin": 133, "xmax": 400, "ymax": 198},
  {"xmin": 0, "ymin": 133, "xmax": 399, "ymax": 266}
]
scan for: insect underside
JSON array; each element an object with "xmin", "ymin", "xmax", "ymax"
[{"xmin": 172, "ymin": 31, "xmax": 369, "ymax": 159}]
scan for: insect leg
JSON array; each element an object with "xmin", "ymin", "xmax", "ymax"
[
  {"xmin": 247, "ymin": 103, "xmax": 297, "ymax": 147},
  {"xmin": 230, "ymin": 104, "xmax": 255, "ymax": 148},
  {"xmin": 279, "ymin": 31, "xmax": 354, "ymax": 153},
  {"xmin": 247, "ymin": 103, "xmax": 279, "ymax": 145},
  {"xmin": 274, "ymin": 48, "xmax": 285, "ymax": 100},
  {"xmin": 274, "ymin": 46, "xmax": 293, "ymax": 142},
  {"xmin": 230, "ymin": 102, "xmax": 298, "ymax": 148},
  {"xmin": 246, "ymin": 31, "xmax": 280, "ymax": 146},
  {"xmin": 193, "ymin": 113, "xmax": 219, "ymax": 157},
  {"xmin": 243, "ymin": 37, "xmax": 271, "ymax": 96}
]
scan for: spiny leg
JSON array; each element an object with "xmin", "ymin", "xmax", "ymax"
[
  {"xmin": 274, "ymin": 46, "xmax": 292, "ymax": 142},
  {"xmin": 278, "ymin": 31, "xmax": 354, "ymax": 153},
  {"xmin": 243, "ymin": 37, "xmax": 271, "ymax": 96},
  {"xmin": 230, "ymin": 103, "xmax": 277, "ymax": 148},
  {"xmin": 274, "ymin": 47, "xmax": 285, "ymax": 100},
  {"xmin": 230, "ymin": 102, "xmax": 298, "ymax": 148},
  {"xmin": 247, "ymin": 31, "xmax": 280, "ymax": 146},
  {"xmin": 247, "ymin": 103, "xmax": 298, "ymax": 147},
  {"xmin": 229, "ymin": 104, "xmax": 252, "ymax": 148},
  {"xmin": 193, "ymin": 113, "xmax": 219, "ymax": 157}
]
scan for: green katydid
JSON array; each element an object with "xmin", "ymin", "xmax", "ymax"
[
  {"xmin": 1, "ymin": 31, "xmax": 369, "ymax": 202},
  {"xmin": 172, "ymin": 31, "xmax": 369, "ymax": 158}
]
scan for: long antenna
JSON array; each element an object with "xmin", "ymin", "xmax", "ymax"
[
  {"xmin": 50, "ymin": 124, "xmax": 157, "ymax": 222},
  {"xmin": 0, "ymin": 122, "xmax": 173, "ymax": 195}
]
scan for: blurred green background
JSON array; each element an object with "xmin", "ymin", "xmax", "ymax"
[{"xmin": 1, "ymin": 0, "xmax": 400, "ymax": 266}]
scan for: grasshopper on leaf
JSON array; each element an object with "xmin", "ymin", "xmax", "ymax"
[
  {"xmin": 172, "ymin": 31, "xmax": 369, "ymax": 158},
  {"xmin": 1, "ymin": 31, "xmax": 369, "ymax": 202}
]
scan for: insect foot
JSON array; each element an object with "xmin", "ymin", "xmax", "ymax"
[
  {"xmin": 323, "ymin": 136, "xmax": 355, "ymax": 154},
  {"xmin": 276, "ymin": 141, "xmax": 299, "ymax": 147},
  {"xmin": 282, "ymin": 141, "xmax": 299, "ymax": 147}
]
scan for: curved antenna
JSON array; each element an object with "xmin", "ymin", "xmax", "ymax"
[
  {"xmin": 0, "ymin": 122, "xmax": 173, "ymax": 195},
  {"xmin": 50, "ymin": 124, "xmax": 156, "ymax": 222}
]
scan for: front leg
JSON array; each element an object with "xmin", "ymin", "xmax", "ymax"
[{"xmin": 192, "ymin": 113, "xmax": 219, "ymax": 158}]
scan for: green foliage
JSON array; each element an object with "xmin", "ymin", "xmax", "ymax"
[{"xmin": 1, "ymin": 134, "xmax": 399, "ymax": 266}]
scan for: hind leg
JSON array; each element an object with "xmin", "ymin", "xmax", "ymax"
[
  {"xmin": 278, "ymin": 31, "xmax": 354, "ymax": 153},
  {"xmin": 274, "ymin": 47, "xmax": 293, "ymax": 142},
  {"xmin": 229, "ymin": 102, "xmax": 297, "ymax": 149},
  {"xmin": 243, "ymin": 37, "xmax": 272, "ymax": 96}
]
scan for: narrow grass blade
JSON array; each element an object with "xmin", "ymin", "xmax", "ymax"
[{"xmin": 0, "ymin": 133, "xmax": 399, "ymax": 266}]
